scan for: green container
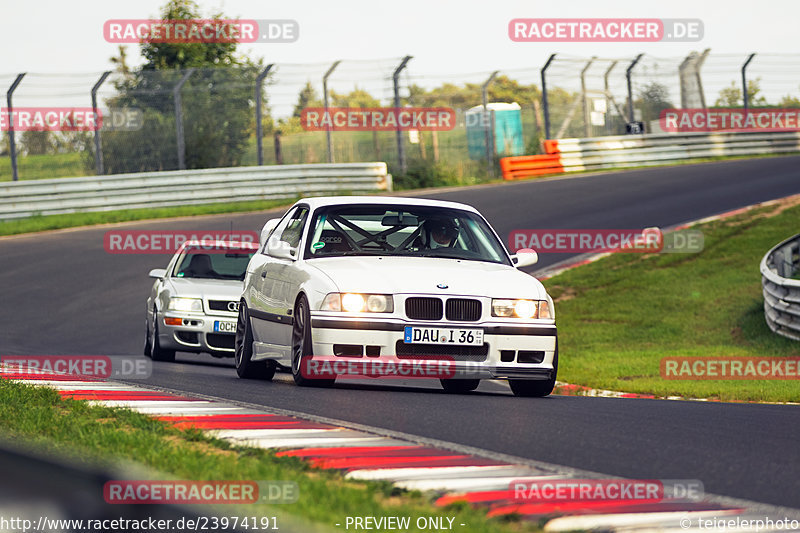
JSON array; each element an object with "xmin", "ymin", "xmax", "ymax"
[{"xmin": 466, "ymin": 103, "xmax": 524, "ymax": 160}]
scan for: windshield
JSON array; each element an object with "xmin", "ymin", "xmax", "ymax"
[
  {"xmin": 172, "ymin": 246, "xmax": 255, "ymax": 281},
  {"xmin": 304, "ymin": 204, "xmax": 511, "ymax": 265}
]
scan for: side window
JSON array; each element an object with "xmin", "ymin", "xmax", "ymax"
[{"xmin": 274, "ymin": 207, "xmax": 309, "ymax": 249}]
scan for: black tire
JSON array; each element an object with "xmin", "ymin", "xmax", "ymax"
[
  {"xmin": 440, "ymin": 379, "xmax": 480, "ymax": 393},
  {"xmin": 144, "ymin": 317, "xmax": 152, "ymax": 357},
  {"xmin": 234, "ymin": 302, "xmax": 275, "ymax": 380},
  {"xmin": 150, "ymin": 307, "xmax": 176, "ymax": 362},
  {"xmin": 291, "ymin": 295, "xmax": 335, "ymax": 387},
  {"xmin": 509, "ymin": 344, "xmax": 558, "ymax": 398}
]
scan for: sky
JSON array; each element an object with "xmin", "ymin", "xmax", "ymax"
[{"xmin": 3, "ymin": 0, "xmax": 799, "ymax": 117}]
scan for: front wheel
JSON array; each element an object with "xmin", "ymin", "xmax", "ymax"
[
  {"xmin": 234, "ymin": 302, "xmax": 275, "ymax": 380},
  {"xmin": 291, "ymin": 295, "xmax": 335, "ymax": 387},
  {"xmin": 440, "ymin": 379, "xmax": 480, "ymax": 393},
  {"xmin": 149, "ymin": 307, "xmax": 176, "ymax": 362},
  {"xmin": 509, "ymin": 344, "xmax": 558, "ymax": 398}
]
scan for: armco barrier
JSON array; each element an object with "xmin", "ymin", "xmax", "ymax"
[
  {"xmin": 0, "ymin": 162, "xmax": 391, "ymax": 220},
  {"xmin": 761, "ymin": 233, "xmax": 800, "ymax": 341},
  {"xmin": 500, "ymin": 131, "xmax": 800, "ymax": 180}
]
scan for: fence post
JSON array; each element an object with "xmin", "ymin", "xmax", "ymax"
[
  {"xmin": 482, "ymin": 71, "xmax": 499, "ymax": 175},
  {"xmin": 580, "ymin": 56, "xmax": 596, "ymax": 137},
  {"xmin": 174, "ymin": 68, "xmax": 195, "ymax": 170},
  {"xmin": 604, "ymin": 61, "xmax": 617, "ymax": 135},
  {"xmin": 91, "ymin": 71, "xmax": 112, "ymax": 175},
  {"xmin": 695, "ymin": 49, "xmax": 710, "ymax": 108},
  {"xmin": 6, "ymin": 73, "xmax": 26, "ymax": 181},
  {"xmin": 255, "ymin": 64, "xmax": 274, "ymax": 166},
  {"xmin": 626, "ymin": 54, "xmax": 643, "ymax": 123},
  {"xmin": 541, "ymin": 54, "xmax": 556, "ymax": 140},
  {"xmin": 392, "ymin": 55, "xmax": 412, "ymax": 174},
  {"xmin": 322, "ymin": 60, "xmax": 341, "ymax": 163},
  {"xmin": 742, "ymin": 53, "xmax": 756, "ymax": 114}
]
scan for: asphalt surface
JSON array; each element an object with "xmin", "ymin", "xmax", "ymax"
[{"xmin": 2, "ymin": 156, "xmax": 800, "ymax": 508}]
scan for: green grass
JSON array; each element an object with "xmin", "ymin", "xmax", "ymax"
[
  {"xmin": 544, "ymin": 200, "xmax": 800, "ymax": 403},
  {"xmin": 0, "ymin": 198, "xmax": 299, "ymax": 237},
  {"xmin": 0, "ymin": 379, "xmax": 539, "ymax": 533},
  {"xmin": 0, "ymin": 151, "xmax": 88, "ymax": 181}
]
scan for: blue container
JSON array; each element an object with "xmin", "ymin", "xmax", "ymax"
[{"xmin": 465, "ymin": 103, "xmax": 524, "ymax": 160}]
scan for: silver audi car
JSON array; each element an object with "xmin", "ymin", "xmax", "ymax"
[{"xmin": 145, "ymin": 240, "xmax": 259, "ymax": 361}]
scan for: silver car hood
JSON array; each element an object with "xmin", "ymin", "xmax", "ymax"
[{"xmin": 165, "ymin": 277, "xmax": 245, "ymax": 300}]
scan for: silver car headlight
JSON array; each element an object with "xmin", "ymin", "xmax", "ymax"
[
  {"xmin": 491, "ymin": 299, "xmax": 551, "ymax": 319},
  {"xmin": 321, "ymin": 293, "xmax": 394, "ymax": 313},
  {"xmin": 167, "ymin": 297, "xmax": 203, "ymax": 312}
]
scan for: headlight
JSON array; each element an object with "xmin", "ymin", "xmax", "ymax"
[
  {"xmin": 320, "ymin": 293, "xmax": 393, "ymax": 313},
  {"xmin": 167, "ymin": 297, "xmax": 203, "ymax": 312},
  {"xmin": 491, "ymin": 299, "xmax": 551, "ymax": 319}
]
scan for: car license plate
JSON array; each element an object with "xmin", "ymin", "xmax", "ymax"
[
  {"xmin": 214, "ymin": 321, "xmax": 236, "ymax": 333},
  {"xmin": 404, "ymin": 326, "xmax": 483, "ymax": 346}
]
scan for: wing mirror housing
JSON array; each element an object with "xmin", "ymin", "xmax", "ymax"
[
  {"xmin": 511, "ymin": 248, "xmax": 538, "ymax": 268},
  {"xmin": 266, "ymin": 238, "xmax": 297, "ymax": 261},
  {"xmin": 148, "ymin": 268, "xmax": 167, "ymax": 279},
  {"xmin": 259, "ymin": 218, "xmax": 281, "ymax": 248}
]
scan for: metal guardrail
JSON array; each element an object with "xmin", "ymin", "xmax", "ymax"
[
  {"xmin": 0, "ymin": 162, "xmax": 392, "ymax": 220},
  {"xmin": 761, "ymin": 233, "xmax": 800, "ymax": 341},
  {"xmin": 501, "ymin": 131, "xmax": 800, "ymax": 180}
]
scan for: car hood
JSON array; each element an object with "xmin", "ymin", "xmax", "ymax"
[
  {"xmin": 165, "ymin": 277, "xmax": 245, "ymax": 299},
  {"xmin": 307, "ymin": 256, "xmax": 548, "ymax": 299}
]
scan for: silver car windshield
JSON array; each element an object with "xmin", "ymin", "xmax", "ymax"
[
  {"xmin": 173, "ymin": 247, "xmax": 255, "ymax": 280},
  {"xmin": 304, "ymin": 205, "xmax": 511, "ymax": 265}
]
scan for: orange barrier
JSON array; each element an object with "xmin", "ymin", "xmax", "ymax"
[
  {"xmin": 542, "ymin": 139, "xmax": 560, "ymax": 154},
  {"xmin": 499, "ymin": 154, "xmax": 564, "ymax": 180}
]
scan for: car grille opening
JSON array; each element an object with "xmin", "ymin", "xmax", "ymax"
[
  {"xmin": 405, "ymin": 297, "xmax": 443, "ymax": 320},
  {"xmin": 175, "ymin": 331, "xmax": 199, "ymax": 345},
  {"xmin": 500, "ymin": 350, "xmax": 515, "ymax": 362},
  {"xmin": 445, "ymin": 298, "xmax": 482, "ymax": 321},
  {"xmin": 208, "ymin": 300, "xmax": 238, "ymax": 312},
  {"xmin": 517, "ymin": 350, "xmax": 545, "ymax": 364},
  {"xmin": 365, "ymin": 346, "xmax": 381, "ymax": 357},
  {"xmin": 334, "ymin": 344, "xmax": 363, "ymax": 357},
  {"xmin": 206, "ymin": 333, "xmax": 235, "ymax": 350},
  {"xmin": 395, "ymin": 340, "xmax": 488, "ymax": 362}
]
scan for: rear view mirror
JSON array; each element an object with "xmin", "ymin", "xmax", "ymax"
[{"xmin": 381, "ymin": 214, "xmax": 419, "ymax": 227}]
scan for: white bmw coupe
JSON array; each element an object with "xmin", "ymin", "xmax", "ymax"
[{"xmin": 235, "ymin": 196, "xmax": 558, "ymax": 397}]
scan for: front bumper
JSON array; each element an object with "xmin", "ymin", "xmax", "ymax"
[
  {"xmin": 157, "ymin": 311, "xmax": 238, "ymax": 355},
  {"xmin": 309, "ymin": 314, "xmax": 557, "ymax": 380}
]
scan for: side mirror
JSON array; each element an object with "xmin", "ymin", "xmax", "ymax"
[
  {"xmin": 148, "ymin": 268, "xmax": 167, "ymax": 279},
  {"xmin": 511, "ymin": 248, "xmax": 538, "ymax": 268},
  {"xmin": 266, "ymin": 238, "xmax": 297, "ymax": 261},
  {"xmin": 259, "ymin": 218, "xmax": 281, "ymax": 248}
]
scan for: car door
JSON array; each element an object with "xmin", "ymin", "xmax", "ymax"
[
  {"xmin": 249, "ymin": 206, "xmax": 309, "ymax": 351},
  {"xmin": 262, "ymin": 206, "xmax": 309, "ymax": 348}
]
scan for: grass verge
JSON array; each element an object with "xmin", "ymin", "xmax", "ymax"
[
  {"xmin": 0, "ymin": 379, "xmax": 538, "ymax": 533},
  {"xmin": 544, "ymin": 196, "xmax": 800, "ymax": 403},
  {"xmin": 0, "ymin": 198, "xmax": 298, "ymax": 237}
]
